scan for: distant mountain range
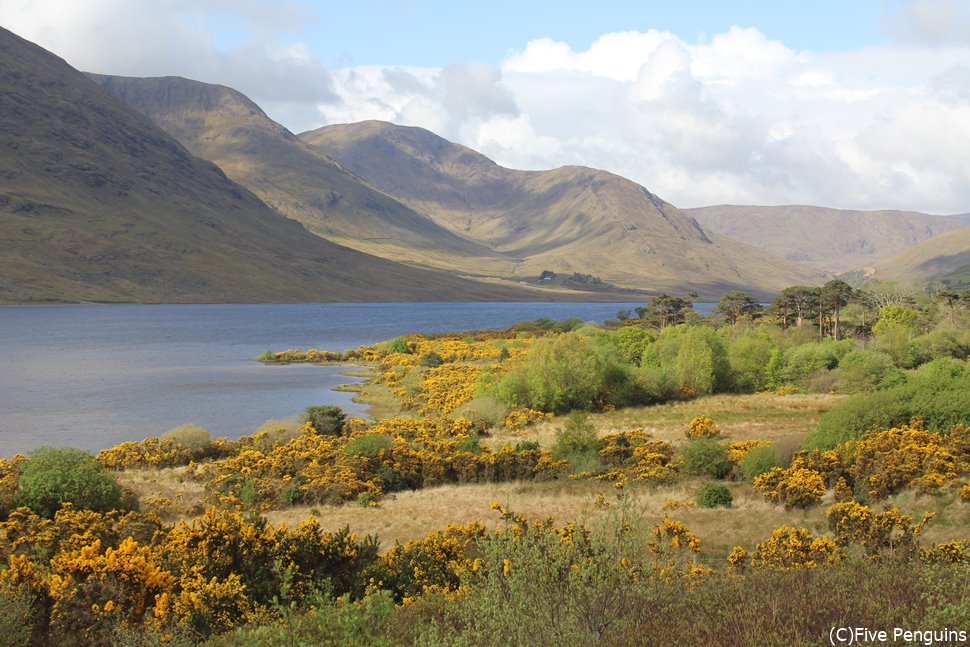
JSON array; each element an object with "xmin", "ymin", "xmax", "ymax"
[
  {"xmin": 687, "ymin": 205, "xmax": 964, "ymax": 274},
  {"xmin": 870, "ymin": 226, "xmax": 970, "ymax": 290},
  {"xmin": 2, "ymin": 26, "xmax": 967, "ymax": 303},
  {"xmin": 88, "ymin": 75, "xmax": 826, "ymax": 299}
]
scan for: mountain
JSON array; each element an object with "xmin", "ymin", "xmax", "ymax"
[
  {"xmin": 869, "ymin": 227, "xmax": 970, "ymax": 290},
  {"xmin": 685, "ymin": 205, "xmax": 965, "ymax": 273},
  {"xmin": 301, "ymin": 121, "xmax": 824, "ymax": 298},
  {"xmin": 89, "ymin": 74, "xmax": 517, "ymax": 278},
  {"xmin": 0, "ymin": 27, "xmax": 536, "ymax": 303}
]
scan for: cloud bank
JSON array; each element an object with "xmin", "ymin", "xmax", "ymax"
[
  {"xmin": 318, "ymin": 27, "xmax": 970, "ymax": 214},
  {"xmin": 3, "ymin": 1, "xmax": 970, "ymax": 213}
]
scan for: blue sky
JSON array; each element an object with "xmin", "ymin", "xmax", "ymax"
[
  {"xmin": 281, "ymin": 1, "xmax": 890, "ymax": 67},
  {"xmin": 3, "ymin": 0, "xmax": 970, "ymax": 213}
]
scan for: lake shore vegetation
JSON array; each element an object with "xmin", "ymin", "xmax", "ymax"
[{"xmin": 1, "ymin": 285, "xmax": 968, "ymax": 644}]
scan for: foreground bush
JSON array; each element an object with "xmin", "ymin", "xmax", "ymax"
[{"xmin": 15, "ymin": 447, "xmax": 121, "ymax": 518}]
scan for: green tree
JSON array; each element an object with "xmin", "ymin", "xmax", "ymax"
[
  {"xmin": 820, "ymin": 279, "xmax": 854, "ymax": 340},
  {"xmin": 676, "ymin": 327, "xmax": 730, "ymax": 396},
  {"xmin": 15, "ymin": 447, "xmax": 122, "ymax": 518},
  {"xmin": 301, "ymin": 405, "xmax": 347, "ymax": 436},
  {"xmin": 714, "ymin": 291, "xmax": 762, "ymax": 324},
  {"xmin": 636, "ymin": 293, "xmax": 696, "ymax": 329},
  {"xmin": 777, "ymin": 286, "xmax": 820, "ymax": 329}
]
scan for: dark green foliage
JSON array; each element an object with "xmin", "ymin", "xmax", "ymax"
[
  {"xmin": 14, "ymin": 447, "xmax": 121, "ymax": 518},
  {"xmin": 807, "ymin": 360, "xmax": 970, "ymax": 449},
  {"xmin": 376, "ymin": 466, "xmax": 407, "ymax": 493},
  {"xmin": 834, "ymin": 349, "xmax": 906, "ymax": 393},
  {"xmin": 418, "ymin": 351, "xmax": 444, "ymax": 368},
  {"xmin": 514, "ymin": 440, "xmax": 540, "ymax": 452},
  {"xmin": 696, "ymin": 482, "xmax": 733, "ymax": 508},
  {"xmin": 740, "ymin": 445, "xmax": 781, "ymax": 481},
  {"xmin": 302, "ymin": 405, "xmax": 347, "ymax": 436},
  {"xmin": 678, "ymin": 438, "xmax": 732, "ymax": 479},
  {"xmin": 714, "ymin": 290, "xmax": 762, "ymax": 324}
]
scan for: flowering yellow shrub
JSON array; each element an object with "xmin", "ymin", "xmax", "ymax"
[
  {"xmin": 594, "ymin": 430, "xmax": 677, "ymax": 484},
  {"xmin": 406, "ymin": 364, "xmax": 482, "ymax": 414},
  {"xmin": 380, "ymin": 522, "xmax": 487, "ymax": 602},
  {"xmin": 825, "ymin": 501, "xmax": 933, "ymax": 560},
  {"xmin": 789, "ymin": 449, "xmax": 847, "ymax": 488},
  {"xmin": 47, "ymin": 537, "xmax": 175, "ymax": 637},
  {"xmin": 685, "ymin": 416, "xmax": 721, "ymax": 439},
  {"xmin": 845, "ymin": 421, "xmax": 968, "ymax": 500},
  {"xmin": 754, "ymin": 467, "xmax": 826, "ymax": 509},
  {"xmin": 749, "ymin": 526, "xmax": 843, "ymax": 570},
  {"xmin": 503, "ymin": 407, "xmax": 553, "ymax": 433},
  {"xmin": 922, "ymin": 541, "xmax": 970, "ymax": 564},
  {"xmin": 0, "ymin": 454, "xmax": 25, "ymax": 516},
  {"xmin": 727, "ymin": 439, "xmax": 771, "ymax": 465}
]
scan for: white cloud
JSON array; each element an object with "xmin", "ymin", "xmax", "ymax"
[
  {"xmin": 316, "ymin": 25, "xmax": 970, "ymax": 214},
  {"xmin": 0, "ymin": 0, "xmax": 336, "ymax": 130}
]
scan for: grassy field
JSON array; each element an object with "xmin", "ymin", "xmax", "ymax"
[{"xmin": 115, "ymin": 390, "xmax": 966, "ymax": 563}]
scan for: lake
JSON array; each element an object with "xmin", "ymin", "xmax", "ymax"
[{"xmin": 0, "ymin": 302, "xmax": 640, "ymax": 456}]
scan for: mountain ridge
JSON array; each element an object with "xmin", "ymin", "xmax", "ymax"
[
  {"xmin": 0, "ymin": 27, "xmax": 543, "ymax": 304},
  {"xmin": 686, "ymin": 204, "xmax": 965, "ymax": 273},
  {"xmin": 302, "ymin": 120, "xmax": 826, "ymax": 298}
]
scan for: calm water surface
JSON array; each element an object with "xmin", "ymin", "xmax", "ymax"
[{"xmin": 0, "ymin": 302, "xmax": 638, "ymax": 456}]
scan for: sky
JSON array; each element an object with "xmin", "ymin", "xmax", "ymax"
[{"xmin": 2, "ymin": 0, "xmax": 970, "ymax": 214}]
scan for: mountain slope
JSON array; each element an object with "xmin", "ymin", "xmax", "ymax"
[
  {"xmin": 686, "ymin": 204, "xmax": 965, "ymax": 273},
  {"xmin": 89, "ymin": 74, "xmax": 515, "ymax": 276},
  {"xmin": 302, "ymin": 121, "xmax": 825, "ymax": 298},
  {"xmin": 869, "ymin": 227, "xmax": 970, "ymax": 289},
  {"xmin": 0, "ymin": 27, "xmax": 536, "ymax": 303}
]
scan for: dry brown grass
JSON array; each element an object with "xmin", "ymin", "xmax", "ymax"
[
  {"xmin": 485, "ymin": 393, "xmax": 842, "ymax": 451},
  {"xmin": 115, "ymin": 466, "xmax": 207, "ymax": 521}
]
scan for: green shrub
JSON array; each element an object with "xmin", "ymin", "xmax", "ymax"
[
  {"xmin": 678, "ymin": 438, "xmax": 732, "ymax": 479},
  {"xmin": 726, "ymin": 331, "xmax": 776, "ymax": 392},
  {"xmin": 0, "ymin": 583, "xmax": 32, "ymax": 647},
  {"xmin": 514, "ymin": 440, "xmax": 540, "ymax": 452},
  {"xmin": 302, "ymin": 405, "xmax": 347, "ymax": 436},
  {"xmin": 493, "ymin": 332, "xmax": 635, "ymax": 412},
  {"xmin": 552, "ymin": 412, "xmax": 603, "ymax": 473},
  {"xmin": 740, "ymin": 445, "xmax": 780, "ymax": 481},
  {"xmin": 15, "ymin": 446, "xmax": 122, "ymax": 518},
  {"xmin": 696, "ymin": 482, "xmax": 733, "ymax": 508},
  {"xmin": 419, "ymin": 351, "xmax": 444, "ymax": 368},
  {"xmin": 834, "ymin": 350, "xmax": 905, "ymax": 393},
  {"xmin": 357, "ymin": 492, "xmax": 380, "ymax": 508},
  {"xmin": 385, "ymin": 337, "xmax": 411, "ymax": 354},
  {"xmin": 779, "ymin": 339, "xmax": 852, "ymax": 389},
  {"xmin": 161, "ymin": 423, "xmax": 213, "ymax": 450},
  {"xmin": 344, "ymin": 434, "xmax": 393, "ymax": 458},
  {"xmin": 807, "ymin": 364, "xmax": 970, "ymax": 449},
  {"xmin": 280, "ymin": 483, "xmax": 305, "ymax": 506},
  {"xmin": 675, "ymin": 327, "xmax": 731, "ymax": 396},
  {"xmin": 452, "ymin": 396, "xmax": 510, "ymax": 429}
]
